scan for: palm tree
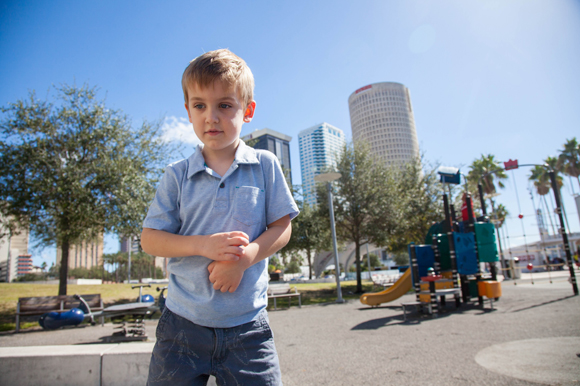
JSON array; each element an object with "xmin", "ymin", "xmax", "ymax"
[
  {"xmin": 529, "ymin": 158, "xmax": 564, "ymax": 235},
  {"xmin": 557, "ymin": 137, "xmax": 580, "ymax": 191},
  {"xmin": 467, "ymin": 154, "xmax": 508, "ymax": 212},
  {"xmin": 491, "ymin": 204, "xmax": 509, "ymax": 228}
]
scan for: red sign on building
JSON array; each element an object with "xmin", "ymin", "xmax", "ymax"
[{"xmin": 355, "ymin": 85, "xmax": 372, "ymax": 94}]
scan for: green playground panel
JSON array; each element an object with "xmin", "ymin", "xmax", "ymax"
[
  {"xmin": 424, "ymin": 222, "xmax": 445, "ymax": 245},
  {"xmin": 469, "ymin": 279, "xmax": 479, "ymax": 298},
  {"xmin": 434, "ymin": 234, "xmax": 452, "ymax": 271},
  {"xmin": 474, "ymin": 222, "xmax": 496, "ymax": 245},
  {"xmin": 477, "ymin": 243, "xmax": 499, "ymax": 263}
]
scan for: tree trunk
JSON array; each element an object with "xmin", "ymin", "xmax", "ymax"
[
  {"xmin": 58, "ymin": 238, "xmax": 70, "ymax": 295},
  {"xmin": 306, "ymin": 247, "xmax": 312, "ymax": 279},
  {"xmin": 355, "ymin": 241, "xmax": 363, "ymax": 293}
]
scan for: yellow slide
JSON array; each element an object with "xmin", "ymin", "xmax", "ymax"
[{"xmin": 360, "ymin": 268, "xmax": 412, "ymax": 306}]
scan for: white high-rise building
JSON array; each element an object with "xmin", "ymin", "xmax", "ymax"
[
  {"xmin": 348, "ymin": 82, "xmax": 420, "ymax": 166},
  {"xmin": 298, "ymin": 123, "xmax": 346, "ymax": 207}
]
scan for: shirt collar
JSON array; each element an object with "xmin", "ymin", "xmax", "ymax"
[{"xmin": 186, "ymin": 139, "xmax": 259, "ymax": 179}]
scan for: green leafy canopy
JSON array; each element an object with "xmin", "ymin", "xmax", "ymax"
[{"xmin": 0, "ymin": 84, "xmax": 178, "ymax": 294}]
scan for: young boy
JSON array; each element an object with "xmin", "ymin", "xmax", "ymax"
[{"xmin": 141, "ymin": 49, "xmax": 299, "ymax": 385}]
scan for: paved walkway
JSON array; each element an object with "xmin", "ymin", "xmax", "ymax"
[{"xmin": 0, "ymin": 273, "xmax": 579, "ymax": 385}]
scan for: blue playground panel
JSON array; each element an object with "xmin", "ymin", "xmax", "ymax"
[
  {"xmin": 414, "ymin": 245, "xmax": 435, "ymax": 278},
  {"xmin": 453, "ymin": 232, "xmax": 479, "ymax": 275}
]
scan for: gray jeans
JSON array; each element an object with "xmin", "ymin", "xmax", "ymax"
[{"xmin": 147, "ymin": 308, "xmax": 282, "ymax": 386}]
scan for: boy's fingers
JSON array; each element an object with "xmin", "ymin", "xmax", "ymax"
[
  {"xmin": 208, "ymin": 261, "xmax": 216, "ymax": 273},
  {"xmin": 230, "ymin": 236, "xmax": 249, "ymax": 246},
  {"xmin": 229, "ymin": 232, "xmax": 249, "ymax": 242},
  {"xmin": 224, "ymin": 253, "xmax": 240, "ymax": 261}
]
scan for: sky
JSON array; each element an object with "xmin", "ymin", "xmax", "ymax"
[{"xmin": 1, "ymin": 0, "xmax": 579, "ymax": 266}]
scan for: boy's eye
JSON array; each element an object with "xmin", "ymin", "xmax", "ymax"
[
  {"xmin": 193, "ymin": 104, "xmax": 204, "ymax": 109},
  {"xmin": 219, "ymin": 103, "xmax": 232, "ymax": 109}
]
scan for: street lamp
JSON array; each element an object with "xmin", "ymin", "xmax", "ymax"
[{"xmin": 314, "ymin": 172, "xmax": 344, "ymax": 303}]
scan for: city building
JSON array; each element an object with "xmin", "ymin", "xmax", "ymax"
[
  {"xmin": 348, "ymin": 82, "xmax": 420, "ymax": 167},
  {"xmin": 505, "ymin": 232, "xmax": 579, "ymax": 272},
  {"xmin": 56, "ymin": 234, "xmax": 104, "ymax": 270},
  {"xmin": 0, "ymin": 219, "xmax": 29, "ymax": 282},
  {"xmin": 16, "ymin": 254, "xmax": 33, "ymax": 277},
  {"xmin": 298, "ymin": 123, "xmax": 346, "ymax": 207},
  {"xmin": 241, "ymin": 128, "xmax": 293, "ymax": 186},
  {"xmin": 120, "ymin": 236, "xmax": 140, "ymax": 254}
]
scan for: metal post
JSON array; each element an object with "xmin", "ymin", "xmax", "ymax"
[
  {"xmin": 549, "ymin": 171, "xmax": 578, "ymax": 295},
  {"xmin": 327, "ymin": 182, "xmax": 344, "ymax": 303},
  {"xmin": 128, "ymin": 236, "xmax": 132, "ymax": 284},
  {"xmin": 443, "ymin": 194, "xmax": 459, "ymax": 289},
  {"xmin": 478, "ymin": 183, "xmax": 487, "ymax": 216},
  {"xmin": 410, "ymin": 245, "xmax": 421, "ymax": 304},
  {"xmin": 366, "ymin": 243, "xmax": 372, "ymax": 279}
]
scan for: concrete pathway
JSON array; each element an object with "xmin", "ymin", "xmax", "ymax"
[{"xmin": 0, "ymin": 275, "xmax": 578, "ymax": 385}]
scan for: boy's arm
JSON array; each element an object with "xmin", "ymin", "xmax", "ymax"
[
  {"xmin": 140, "ymin": 228, "xmax": 249, "ymax": 261},
  {"xmin": 208, "ymin": 215, "xmax": 292, "ymax": 293}
]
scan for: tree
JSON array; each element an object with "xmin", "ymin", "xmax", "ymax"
[
  {"xmin": 281, "ymin": 190, "xmax": 330, "ymax": 279},
  {"xmin": 467, "ymin": 154, "xmax": 508, "ymax": 213},
  {"xmin": 529, "ymin": 157, "xmax": 564, "ymax": 234},
  {"xmin": 102, "ymin": 251, "xmax": 163, "ymax": 282},
  {"xmin": 361, "ymin": 253, "xmax": 381, "ymax": 271},
  {"xmin": 0, "ymin": 84, "xmax": 175, "ymax": 295},
  {"xmin": 387, "ymin": 158, "xmax": 444, "ymax": 252},
  {"xmin": 284, "ymin": 259, "xmax": 302, "ymax": 274},
  {"xmin": 391, "ymin": 250, "xmax": 410, "ymax": 267},
  {"xmin": 491, "ymin": 203, "xmax": 509, "ymax": 228},
  {"xmin": 557, "ymin": 137, "xmax": 580, "ymax": 191},
  {"xmin": 322, "ymin": 143, "xmax": 395, "ymax": 293}
]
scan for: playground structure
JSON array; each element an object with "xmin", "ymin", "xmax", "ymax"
[
  {"xmin": 360, "ymin": 167, "xmax": 504, "ymax": 314},
  {"xmin": 360, "ymin": 159, "xmax": 579, "ymax": 316},
  {"xmin": 361, "ymin": 189, "xmax": 503, "ymax": 314},
  {"xmin": 39, "ymin": 284, "xmax": 167, "ymax": 342}
]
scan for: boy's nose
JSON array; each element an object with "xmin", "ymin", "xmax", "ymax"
[{"xmin": 205, "ymin": 109, "xmax": 219, "ymax": 124}]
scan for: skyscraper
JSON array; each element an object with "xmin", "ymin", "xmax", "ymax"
[
  {"xmin": 298, "ymin": 123, "xmax": 346, "ymax": 207},
  {"xmin": 241, "ymin": 128, "xmax": 293, "ymax": 186},
  {"xmin": 348, "ymin": 82, "xmax": 420, "ymax": 166}
]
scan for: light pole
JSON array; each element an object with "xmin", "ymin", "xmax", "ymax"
[{"xmin": 314, "ymin": 172, "xmax": 344, "ymax": 303}]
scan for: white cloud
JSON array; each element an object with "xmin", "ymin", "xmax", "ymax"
[{"xmin": 161, "ymin": 116, "xmax": 200, "ymax": 146}]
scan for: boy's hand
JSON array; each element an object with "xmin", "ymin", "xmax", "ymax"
[
  {"xmin": 203, "ymin": 231, "xmax": 249, "ymax": 261},
  {"xmin": 208, "ymin": 260, "xmax": 248, "ymax": 293}
]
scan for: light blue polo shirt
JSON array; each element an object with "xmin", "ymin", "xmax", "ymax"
[{"xmin": 143, "ymin": 140, "xmax": 299, "ymax": 328}]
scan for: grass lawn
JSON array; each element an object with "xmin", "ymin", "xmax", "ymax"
[
  {"xmin": 0, "ymin": 283, "xmax": 163, "ymax": 331},
  {"xmin": 0, "ymin": 280, "xmax": 378, "ymax": 331}
]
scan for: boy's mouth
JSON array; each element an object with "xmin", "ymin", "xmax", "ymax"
[{"xmin": 206, "ymin": 129, "xmax": 222, "ymax": 136}]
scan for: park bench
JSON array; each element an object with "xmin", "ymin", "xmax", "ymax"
[
  {"xmin": 15, "ymin": 294, "xmax": 104, "ymax": 332},
  {"xmin": 267, "ymin": 283, "xmax": 301, "ymax": 310}
]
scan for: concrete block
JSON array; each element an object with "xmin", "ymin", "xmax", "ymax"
[
  {"xmin": 0, "ymin": 345, "xmax": 116, "ymax": 386},
  {"xmin": 101, "ymin": 342, "xmax": 155, "ymax": 386}
]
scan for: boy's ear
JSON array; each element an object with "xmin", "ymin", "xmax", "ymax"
[
  {"xmin": 184, "ymin": 102, "xmax": 193, "ymax": 123},
  {"xmin": 243, "ymin": 101, "xmax": 256, "ymax": 123}
]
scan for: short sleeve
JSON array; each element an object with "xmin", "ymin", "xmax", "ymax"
[
  {"xmin": 260, "ymin": 152, "xmax": 299, "ymax": 225},
  {"xmin": 142, "ymin": 164, "xmax": 183, "ymax": 234}
]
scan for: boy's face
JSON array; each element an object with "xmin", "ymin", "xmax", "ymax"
[{"xmin": 185, "ymin": 80, "xmax": 255, "ymax": 158}]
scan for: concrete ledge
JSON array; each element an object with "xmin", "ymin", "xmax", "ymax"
[
  {"xmin": 102, "ymin": 343, "xmax": 155, "ymax": 386},
  {"xmin": 0, "ymin": 343, "xmax": 155, "ymax": 386}
]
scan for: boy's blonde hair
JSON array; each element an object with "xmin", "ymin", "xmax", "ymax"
[{"xmin": 182, "ymin": 49, "xmax": 254, "ymax": 105}]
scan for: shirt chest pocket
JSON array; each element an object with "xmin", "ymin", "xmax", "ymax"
[{"xmin": 233, "ymin": 186, "xmax": 265, "ymax": 226}]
